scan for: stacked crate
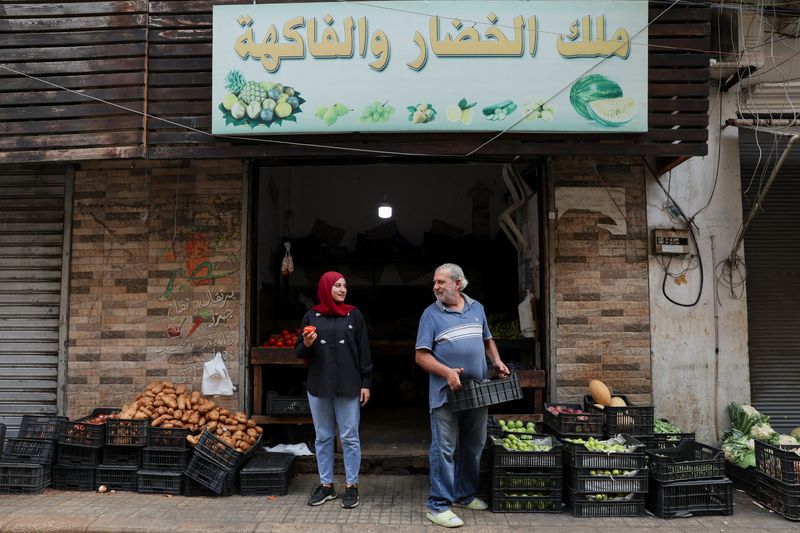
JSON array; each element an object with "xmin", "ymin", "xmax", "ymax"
[
  {"xmin": 637, "ymin": 418, "xmax": 696, "ymax": 450},
  {"xmin": 564, "ymin": 434, "xmax": 648, "ymax": 517},
  {"xmin": 239, "ymin": 452, "xmax": 295, "ymax": 496},
  {"xmin": 583, "ymin": 395, "xmax": 655, "ymax": 441},
  {"xmin": 543, "ymin": 403, "xmax": 603, "ymax": 441},
  {"xmin": 0, "ymin": 415, "xmax": 64, "ymax": 494},
  {"xmin": 96, "ymin": 417, "xmax": 147, "ymax": 492},
  {"xmin": 185, "ymin": 429, "xmax": 260, "ymax": 496},
  {"xmin": 645, "ymin": 440, "xmax": 733, "ymax": 518},
  {"xmin": 753, "ymin": 440, "xmax": 800, "ymax": 521},
  {"xmin": 55, "ymin": 411, "xmax": 110, "ymax": 491},
  {"xmin": 137, "ymin": 427, "xmax": 191, "ymax": 495},
  {"xmin": 489, "ymin": 433, "xmax": 563, "ymax": 513}
]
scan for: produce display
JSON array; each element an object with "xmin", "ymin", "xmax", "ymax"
[
  {"xmin": 487, "ymin": 313, "xmax": 523, "ymax": 339},
  {"xmin": 498, "ymin": 419, "xmax": 537, "ymax": 434},
  {"xmin": 569, "ymin": 74, "xmax": 636, "ymax": 127},
  {"xmin": 721, "ymin": 402, "xmax": 800, "ymax": 468},
  {"xmin": 547, "ymin": 405, "xmax": 587, "ymax": 416},
  {"xmin": 261, "ymin": 329, "xmax": 300, "ymax": 348},
  {"xmin": 496, "ymin": 492, "xmax": 554, "ymax": 510},
  {"xmin": 585, "ymin": 492, "xmax": 633, "ymax": 501},
  {"xmin": 119, "ymin": 380, "xmax": 263, "ymax": 453},
  {"xmin": 654, "ymin": 419, "xmax": 682, "ymax": 434},
  {"xmin": 563, "ymin": 436, "xmax": 639, "ymax": 453},
  {"xmin": 587, "ymin": 469, "xmax": 636, "ymax": 477},
  {"xmin": 219, "ymin": 70, "xmax": 304, "ymax": 128},
  {"xmin": 494, "ymin": 434, "xmax": 553, "ymax": 452}
]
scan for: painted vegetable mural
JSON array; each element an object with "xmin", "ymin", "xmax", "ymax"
[
  {"xmin": 569, "ymin": 74, "xmax": 636, "ymax": 127},
  {"xmin": 219, "ymin": 69, "xmax": 305, "ymax": 128}
]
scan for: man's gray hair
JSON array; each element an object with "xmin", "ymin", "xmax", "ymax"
[{"xmin": 436, "ymin": 263, "xmax": 469, "ymax": 290}]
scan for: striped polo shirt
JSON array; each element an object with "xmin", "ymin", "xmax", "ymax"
[{"xmin": 415, "ymin": 294, "xmax": 492, "ymax": 410}]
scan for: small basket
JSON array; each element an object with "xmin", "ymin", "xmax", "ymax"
[
  {"xmin": 563, "ymin": 434, "xmax": 647, "ymax": 470},
  {"xmin": 448, "ymin": 372, "xmax": 522, "ymax": 412},
  {"xmin": 265, "ymin": 391, "xmax": 311, "ymax": 416},
  {"xmin": 105, "ymin": 418, "xmax": 148, "ymax": 446},
  {"xmin": 240, "ymin": 452, "xmax": 295, "ymax": 496},
  {"xmin": 95, "ymin": 465, "xmax": 138, "ymax": 492},
  {"xmin": 646, "ymin": 478, "xmax": 734, "ymax": 518},
  {"xmin": 543, "ymin": 403, "xmax": 603, "ymax": 438},
  {"xmin": 3, "ymin": 438, "xmax": 57, "ymax": 465},
  {"xmin": 755, "ymin": 439, "xmax": 800, "ymax": 485},
  {"xmin": 583, "ymin": 395, "xmax": 655, "ymax": 437},
  {"xmin": 193, "ymin": 430, "xmax": 262, "ymax": 471},
  {"xmin": 59, "ymin": 408, "xmax": 118, "ymax": 447},
  {"xmin": 491, "ymin": 435, "xmax": 563, "ymax": 469},
  {"xmin": 18, "ymin": 415, "xmax": 68, "ymax": 441},
  {"xmin": 566, "ymin": 465, "xmax": 649, "ymax": 494},
  {"xmin": 53, "ymin": 466, "xmax": 96, "ymax": 491},
  {"xmin": 566, "ymin": 489, "xmax": 646, "ymax": 517},
  {"xmin": 756, "ymin": 474, "xmax": 800, "ymax": 521},
  {"xmin": 490, "ymin": 488, "xmax": 563, "ymax": 513},
  {"xmin": 137, "ymin": 469, "xmax": 184, "ymax": 495},
  {"xmin": 0, "ymin": 463, "xmax": 52, "ymax": 494},
  {"xmin": 147, "ymin": 426, "xmax": 191, "ymax": 449},
  {"xmin": 646, "ymin": 440, "xmax": 725, "ymax": 482},
  {"xmin": 142, "ymin": 447, "xmax": 190, "ymax": 471}
]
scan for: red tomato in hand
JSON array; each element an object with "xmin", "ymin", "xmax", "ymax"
[{"xmin": 303, "ymin": 325, "xmax": 317, "ymax": 335}]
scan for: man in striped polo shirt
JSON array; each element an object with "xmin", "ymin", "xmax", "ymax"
[{"xmin": 415, "ymin": 263, "xmax": 510, "ymax": 528}]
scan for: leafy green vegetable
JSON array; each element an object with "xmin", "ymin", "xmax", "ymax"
[
  {"xmin": 722, "ymin": 428, "xmax": 755, "ymax": 468},
  {"xmin": 727, "ymin": 402, "xmax": 770, "ymax": 437},
  {"xmin": 654, "ymin": 418, "xmax": 681, "ymax": 434}
]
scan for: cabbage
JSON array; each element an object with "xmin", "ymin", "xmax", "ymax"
[
  {"xmin": 751, "ymin": 423, "xmax": 778, "ymax": 442},
  {"xmin": 777, "ymin": 434, "xmax": 798, "ymax": 445},
  {"xmin": 728, "ymin": 403, "xmax": 771, "ymax": 436},
  {"xmin": 723, "ymin": 429, "xmax": 756, "ymax": 468}
]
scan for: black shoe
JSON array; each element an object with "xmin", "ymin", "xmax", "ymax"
[
  {"xmin": 341, "ymin": 485, "xmax": 359, "ymax": 509},
  {"xmin": 308, "ymin": 484, "xmax": 337, "ymax": 506}
]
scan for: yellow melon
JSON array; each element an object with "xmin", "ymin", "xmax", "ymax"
[
  {"xmin": 609, "ymin": 396, "xmax": 627, "ymax": 407},
  {"xmin": 588, "ymin": 379, "xmax": 612, "ymax": 406}
]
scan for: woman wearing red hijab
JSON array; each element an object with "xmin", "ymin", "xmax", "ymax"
[{"xmin": 296, "ymin": 271, "xmax": 373, "ymax": 509}]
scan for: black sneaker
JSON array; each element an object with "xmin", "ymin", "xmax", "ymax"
[
  {"xmin": 308, "ymin": 484, "xmax": 337, "ymax": 506},
  {"xmin": 341, "ymin": 485, "xmax": 359, "ymax": 509}
]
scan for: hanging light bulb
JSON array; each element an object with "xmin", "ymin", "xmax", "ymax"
[{"xmin": 378, "ymin": 194, "xmax": 393, "ymax": 219}]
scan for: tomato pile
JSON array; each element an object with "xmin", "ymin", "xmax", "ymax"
[{"xmin": 261, "ymin": 328, "xmax": 300, "ymax": 348}]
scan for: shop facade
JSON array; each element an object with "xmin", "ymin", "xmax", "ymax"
[{"xmin": 0, "ymin": 1, "xmax": 726, "ymax": 440}]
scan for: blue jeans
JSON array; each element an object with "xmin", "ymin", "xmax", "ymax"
[
  {"xmin": 427, "ymin": 404, "xmax": 488, "ymax": 513},
  {"xmin": 307, "ymin": 392, "xmax": 362, "ymax": 485}
]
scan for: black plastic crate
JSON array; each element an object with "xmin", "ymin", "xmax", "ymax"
[
  {"xmin": 756, "ymin": 475, "xmax": 800, "ymax": 521},
  {"xmin": 544, "ymin": 403, "xmax": 604, "ymax": 438},
  {"xmin": 19, "ymin": 415, "xmax": 68, "ymax": 441},
  {"xmin": 492, "ymin": 467, "xmax": 563, "ymax": 491},
  {"xmin": 57, "ymin": 443, "xmax": 102, "ymax": 467},
  {"xmin": 491, "ymin": 436, "xmax": 563, "ymax": 469},
  {"xmin": 184, "ymin": 471, "xmax": 238, "ymax": 497},
  {"xmin": 448, "ymin": 372, "xmax": 522, "ymax": 412},
  {"xmin": 638, "ymin": 432, "xmax": 696, "ymax": 450},
  {"xmin": 147, "ymin": 426, "xmax": 191, "ymax": 449},
  {"xmin": 95, "ymin": 465, "xmax": 138, "ymax": 492},
  {"xmin": 3, "ymin": 438, "xmax": 57, "ymax": 465},
  {"xmin": 488, "ymin": 415, "xmax": 541, "ymax": 438},
  {"xmin": 564, "ymin": 435, "xmax": 647, "ymax": 470},
  {"xmin": 583, "ymin": 395, "xmax": 655, "ymax": 437},
  {"xmin": 566, "ymin": 489, "xmax": 646, "ymax": 517},
  {"xmin": 755, "ymin": 439, "xmax": 800, "ymax": 485},
  {"xmin": 0, "ymin": 423, "xmax": 5, "ymax": 460},
  {"xmin": 193, "ymin": 430, "xmax": 261, "ymax": 471},
  {"xmin": 726, "ymin": 461, "xmax": 762, "ymax": 497},
  {"xmin": 137, "ymin": 469, "xmax": 184, "ymax": 495},
  {"xmin": 186, "ymin": 449, "xmax": 240, "ymax": 495},
  {"xmin": 58, "ymin": 408, "xmax": 118, "ymax": 447},
  {"xmin": 646, "ymin": 478, "xmax": 734, "ymax": 518},
  {"xmin": 646, "ymin": 440, "xmax": 725, "ymax": 482},
  {"xmin": 265, "ymin": 391, "xmax": 311, "ymax": 416},
  {"xmin": 142, "ymin": 447, "xmax": 190, "ymax": 471},
  {"xmin": 102, "ymin": 445, "xmax": 142, "ymax": 466},
  {"xmin": 105, "ymin": 418, "xmax": 147, "ymax": 446},
  {"xmin": 53, "ymin": 466, "xmax": 96, "ymax": 491},
  {"xmin": 0, "ymin": 463, "xmax": 51, "ymax": 494},
  {"xmin": 490, "ymin": 488, "xmax": 563, "ymax": 513},
  {"xmin": 566, "ymin": 465, "xmax": 648, "ymax": 493},
  {"xmin": 240, "ymin": 452, "xmax": 295, "ymax": 496}
]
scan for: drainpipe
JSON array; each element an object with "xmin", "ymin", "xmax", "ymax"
[{"xmin": 725, "ymin": 120, "xmax": 799, "ymax": 265}]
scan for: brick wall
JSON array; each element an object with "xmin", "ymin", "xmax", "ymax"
[
  {"xmin": 551, "ymin": 157, "xmax": 652, "ymax": 405},
  {"xmin": 67, "ymin": 160, "xmax": 244, "ymax": 418}
]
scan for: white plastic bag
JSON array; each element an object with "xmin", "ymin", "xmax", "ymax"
[
  {"xmin": 518, "ymin": 290, "xmax": 536, "ymax": 338},
  {"xmin": 201, "ymin": 351, "xmax": 236, "ymax": 396}
]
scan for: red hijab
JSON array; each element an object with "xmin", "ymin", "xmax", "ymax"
[{"xmin": 312, "ymin": 271, "xmax": 355, "ymax": 317}]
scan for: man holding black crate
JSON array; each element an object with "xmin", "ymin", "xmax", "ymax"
[{"xmin": 415, "ymin": 263, "xmax": 510, "ymax": 528}]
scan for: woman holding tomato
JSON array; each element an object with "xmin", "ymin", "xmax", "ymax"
[{"xmin": 296, "ymin": 271, "xmax": 373, "ymax": 510}]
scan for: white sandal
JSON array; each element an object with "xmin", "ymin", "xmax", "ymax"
[{"xmin": 425, "ymin": 509, "xmax": 464, "ymax": 528}]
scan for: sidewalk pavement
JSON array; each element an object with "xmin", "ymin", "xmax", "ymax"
[{"xmin": 0, "ymin": 474, "xmax": 795, "ymax": 532}]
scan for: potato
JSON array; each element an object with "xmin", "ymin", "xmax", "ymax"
[
  {"xmin": 163, "ymin": 396, "xmax": 177, "ymax": 409},
  {"xmin": 152, "ymin": 384, "xmax": 164, "ymax": 394},
  {"xmin": 246, "ymin": 428, "xmax": 258, "ymax": 439},
  {"xmin": 255, "ymin": 426, "xmax": 263, "ymax": 434},
  {"xmin": 173, "ymin": 409, "xmax": 183, "ymax": 420},
  {"xmin": 246, "ymin": 419, "xmax": 256, "ymax": 428},
  {"xmin": 176, "ymin": 384, "xmax": 187, "ymax": 395},
  {"xmin": 219, "ymin": 409, "xmax": 231, "ymax": 417},
  {"xmin": 177, "ymin": 395, "xmax": 186, "ymax": 410}
]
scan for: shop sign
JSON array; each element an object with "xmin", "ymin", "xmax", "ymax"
[{"xmin": 212, "ymin": 1, "xmax": 648, "ymax": 135}]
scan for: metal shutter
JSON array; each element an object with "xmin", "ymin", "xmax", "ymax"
[
  {"xmin": 0, "ymin": 167, "xmax": 69, "ymax": 437},
  {"xmin": 739, "ymin": 130, "xmax": 800, "ymax": 433}
]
